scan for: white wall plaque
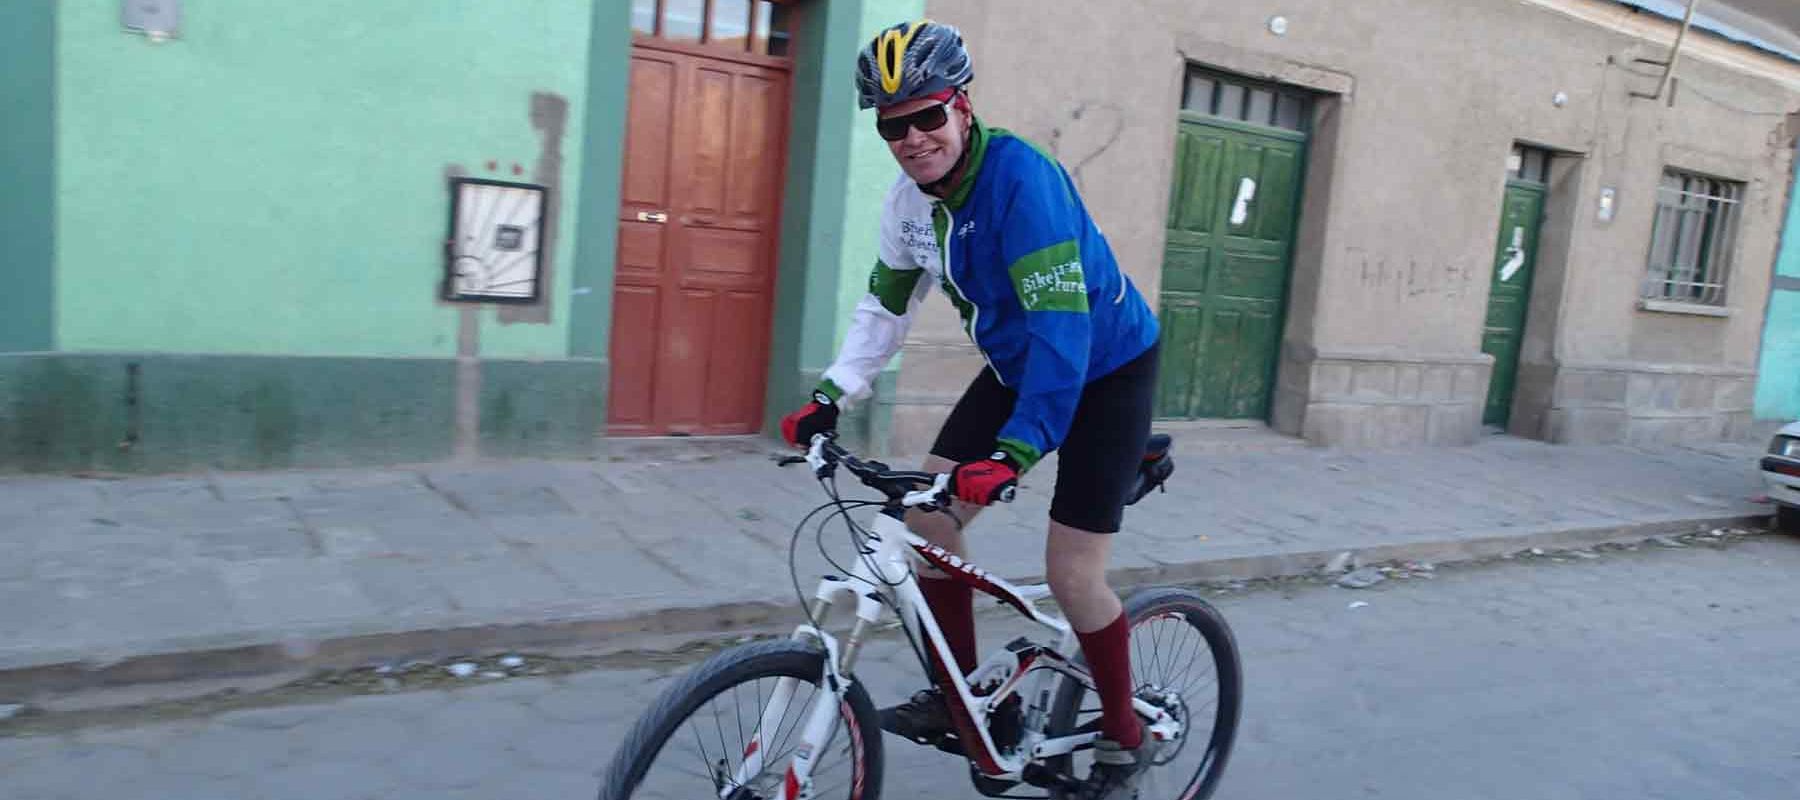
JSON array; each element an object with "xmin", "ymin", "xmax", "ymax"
[{"xmin": 444, "ymin": 178, "xmax": 546, "ymax": 304}]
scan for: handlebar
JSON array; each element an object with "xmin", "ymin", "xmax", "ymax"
[{"xmin": 777, "ymin": 435, "xmax": 1016, "ymax": 508}]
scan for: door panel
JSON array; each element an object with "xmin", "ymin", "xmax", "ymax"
[
  {"xmin": 687, "ymin": 66, "xmax": 734, "ymax": 215},
  {"xmin": 608, "ymin": 285, "xmax": 662, "ymax": 433},
  {"xmin": 728, "ymin": 74, "xmax": 779, "ymax": 219},
  {"xmin": 1172, "ymin": 134, "xmax": 1225, "ymax": 233},
  {"xmin": 1157, "ymin": 302, "xmax": 1207, "ymax": 415},
  {"xmin": 1156, "ymin": 119, "xmax": 1305, "ymax": 420},
  {"xmin": 609, "ymin": 45, "xmax": 790, "ymax": 436},
  {"xmin": 1160, "ymin": 246, "xmax": 1211, "ymax": 295},
  {"xmin": 1481, "ymin": 182, "xmax": 1546, "ymax": 426},
  {"xmin": 655, "ymin": 288, "xmax": 715, "ymax": 427},
  {"xmin": 620, "ymin": 59, "xmax": 676, "ymax": 209},
  {"xmin": 686, "ymin": 227, "xmax": 763, "ymax": 281},
  {"xmin": 703, "ymin": 290, "xmax": 769, "ymax": 429},
  {"xmin": 1254, "ymin": 146, "xmax": 1301, "ymax": 242}
]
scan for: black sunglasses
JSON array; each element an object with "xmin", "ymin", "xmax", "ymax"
[{"xmin": 877, "ymin": 102, "xmax": 952, "ymax": 142}]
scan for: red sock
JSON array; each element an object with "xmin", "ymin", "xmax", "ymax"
[
  {"xmin": 1075, "ymin": 612, "xmax": 1142, "ymax": 749},
  {"xmin": 919, "ymin": 575, "xmax": 977, "ymax": 675}
]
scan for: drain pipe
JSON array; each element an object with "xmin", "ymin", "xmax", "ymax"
[{"xmin": 1633, "ymin": 0, "xmax": 1700, "ymax": 101}]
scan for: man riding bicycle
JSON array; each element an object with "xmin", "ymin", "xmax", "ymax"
[{"xmin": 780, "ymin": 19, "xmax": 1162, "ymax": 800}]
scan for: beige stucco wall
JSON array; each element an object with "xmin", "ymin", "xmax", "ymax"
[{"xmin": 886, "ymin": 0, "xmax": 1800, "ymax": 451}]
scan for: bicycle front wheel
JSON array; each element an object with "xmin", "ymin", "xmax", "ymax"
[
  {"xmin": 599, "ymin": 639, "xmax": 883, "ymax": 800},
  {"xmin": 1047, "ymin": 587, "xmax": 1243, "ymax": 800}
]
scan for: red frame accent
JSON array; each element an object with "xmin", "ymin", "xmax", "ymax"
[
  {"xmin": 986, "ymin": 649, "xmax": 1042, "ymax": 705},
  {"xmin": 925, "ymin": 648, "xmax": 1008, "ymax": 775},
  {"xmin": 911, "ymin": 542, "xmax": 1037, "ymax": 619},
  {"xmin": 908, "ymin": 541, "xmax": 1101, "ymax": 775}
]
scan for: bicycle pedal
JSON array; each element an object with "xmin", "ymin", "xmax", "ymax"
[{"xmin": 969, "ymin": 763, "xmax": 1025, "ymax": 798}]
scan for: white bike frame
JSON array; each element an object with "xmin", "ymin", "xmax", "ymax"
[{"xmin": 732, "ymin": 445, "xmax": 1180, "ymax": 800}]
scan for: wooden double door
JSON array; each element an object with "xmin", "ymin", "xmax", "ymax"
[
  {"xmin": 1156, "ymin": 117, "xmax": 1306, "ymax": 420},
  {"xmin": 609, "ymin": 42, "xmax": 790, "ymax": 436}
]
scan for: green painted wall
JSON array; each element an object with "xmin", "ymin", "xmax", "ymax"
[
  {"xmin": 0, "ymin": 352, "xmax": 605, "ymax": 473},
  {"xmin": 1755, "ymin": 144, "xmax": 1800, "ymax": 421},
  {"xmin": 55, "ymin": 0, "xmax": 590, "ymax": 359},
  {"xmin": 1756, "ymin": 292, "xmax": 1800, "ymax": 420},
  {"xmin": 0, "ymin": 1, "xmax": 55, "ymax": 352},
  {"xmin": 766, "ymin": 0, "xmax": 866, "ymax": 435},
  {"xmin": 478, "ymin": 358, "xmax": 606, "ymax": 459},
  {"xmin": 569, "ymin": 1, "xmax": 631, "ymax": 364},
  {"xmin": 763, "ymin": 0, "xmax": 922, "ymax": 452},
  {"xmin": 837, "ymin": 2, "xmax": 924, "ymax": 454},
  {"xmin": 0, "ymin": 354, "xmax": 456, "ymax": 472},
  {"xmin": 837, "ymin": 3, "xmax": 926, "ymax": 346}
]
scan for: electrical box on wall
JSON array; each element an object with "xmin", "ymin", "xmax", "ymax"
[
  {"xmin": 444, "ymin": 178, "xmax": 547, "ymax": 304},
  {"xmin": 122, "ymin": 0, "xmax": 180, "ymax": 38}
]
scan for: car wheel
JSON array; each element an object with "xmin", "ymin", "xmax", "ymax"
[{"xmin": 1779, "ymin": 505, "xmax": 1800, "ymax": 534}]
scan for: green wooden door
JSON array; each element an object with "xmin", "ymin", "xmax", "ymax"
[
  {"xmin": 1156, "ymin": 117, "xmax": 1306, "ymax": 419},
  {"xmin": 1481, "ymin": 181, "xmax": 1546, "ymax": 426}
]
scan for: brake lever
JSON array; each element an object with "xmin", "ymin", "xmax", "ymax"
[
  {"xmin": 901, "ymin": 474, "xmax": 954, "ymax": 509},
  {"xmin": 806, "ymin": 435, "xmax": 836, "ymax": 478}
]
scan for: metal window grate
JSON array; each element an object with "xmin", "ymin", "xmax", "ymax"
[
  {"xmin": 1182, "ymin": 68, "xmax": 1310, "ymax": 132},
  {"xmin": 1643, "ymin": 170, "xmax": 1742, "ymax": 307}
]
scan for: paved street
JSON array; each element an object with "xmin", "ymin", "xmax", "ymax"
[
  {"xmin": 3, "ymin": 532, "xmax": 1797, "ymax": 799},
  {"xmin": 0, "ymin": 437, "xmax": 1768, "ymax": 684}
]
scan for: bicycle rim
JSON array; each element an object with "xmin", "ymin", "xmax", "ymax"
[
  {"xmin": 1047, "ymin": 588, "xmax": 1243, "ymax": 800},
  {"xmin": 599, "ymin": 640, "xmax": 882, "ymax": 800}
]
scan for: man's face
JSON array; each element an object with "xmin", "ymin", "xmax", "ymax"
[{"xmin": 880, "ymin": 96, "xmax": 970, "ymax": 185}]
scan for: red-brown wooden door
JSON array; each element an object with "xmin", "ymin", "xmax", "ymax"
[{"xmin": 609, "ymin": 43, "xmax": 790, "ymax": 436}]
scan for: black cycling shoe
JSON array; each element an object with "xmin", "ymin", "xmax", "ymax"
[
  {"xmin": 1079, "ymin": 727, "xmax": 1159, "ymax": 800},
  {"xmin": 879, "ymin": 688, "xmax": 955, "ymax": 744}
]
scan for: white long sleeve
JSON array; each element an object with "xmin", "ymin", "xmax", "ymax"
[{"xmin": 822, "ymin": 278, "xmax": 929, "ymax": 405}]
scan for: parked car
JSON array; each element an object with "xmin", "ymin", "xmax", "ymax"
[{"xmin": 1764, "ymin": 421, "xmax": 1800, "ymax": 533}]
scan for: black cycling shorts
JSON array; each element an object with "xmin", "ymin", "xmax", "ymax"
[{"xmin": 930, "ymin": 343, "xmax": 1159, "ymax": 533}]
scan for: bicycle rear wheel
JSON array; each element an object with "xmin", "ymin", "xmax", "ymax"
[
  {"xmin": 1046, "ymin": 587, "xmax": 1242, "ymax": 800},
  {"xmin": 599, "ymin": 639, "xmax": 883, "ymax": 800}
]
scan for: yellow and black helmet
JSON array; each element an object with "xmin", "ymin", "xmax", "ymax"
[{"xmin": 854, "ymin": 20, "xmax": 973, "ymax": 110}]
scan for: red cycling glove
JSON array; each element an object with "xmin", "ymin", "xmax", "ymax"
[
  {"xmin": 950, "ymin": 452, "xmax": 1020, "ymax": 506},
  {"xmin": 780, "ymin": 390, "xmax": 839, "ymax": 448}
]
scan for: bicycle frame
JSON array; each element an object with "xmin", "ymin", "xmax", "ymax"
[{"xmin": 733, "ymin": 507, "xmax": 1181, "ymax": 799}]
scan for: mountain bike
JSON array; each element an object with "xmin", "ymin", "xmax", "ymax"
[{"xmin": 599, "ymin": 434, "xmax": 1241, "ymax": 800}]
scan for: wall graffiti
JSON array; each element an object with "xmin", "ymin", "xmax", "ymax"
[{"xmin": 1046, "ymin": 101, "xmax": 1126, "ymax": 194}]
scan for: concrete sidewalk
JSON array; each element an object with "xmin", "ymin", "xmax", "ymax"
[{"xmin": 0, "ymin": 435, "xmax": 1773, "ymax": 696}]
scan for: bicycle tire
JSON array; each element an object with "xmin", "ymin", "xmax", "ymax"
[
  {"xmin": 1045, "ymin": 587, "xmax": 1243, "ymax": 800},
  {"xmin": 598, "ymin": 639, "xmax": 884, "ymax": 800}
]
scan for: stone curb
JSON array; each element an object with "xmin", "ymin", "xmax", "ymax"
[{"xmin": 0, "ymin": 512, "xmax": 1769, "ymax": 700}]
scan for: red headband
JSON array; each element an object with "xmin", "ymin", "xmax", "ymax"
[{"xmin": 882, "ymin": 87, "xmax": 969, "ymax": 113}]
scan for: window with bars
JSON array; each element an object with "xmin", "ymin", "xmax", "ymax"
[
  {"xmin": 1181, "ymin": 68, "xmax": 1310, "ymax": 133},
  {"xmin": 631, "ymin": 0, "xmax": 793, "ymax": 57},
  {"xmin": 1643, "ymin": 169, "xmax": 1743, "ymax": 307}
]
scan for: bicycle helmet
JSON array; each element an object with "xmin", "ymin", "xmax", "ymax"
[{"xmin": 854, "ymin": 20, "xmax": 973, "ymax": 110}]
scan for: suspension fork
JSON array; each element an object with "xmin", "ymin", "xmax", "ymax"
[
  {"xmin": 730, "ymin": 629, "xmax": 845, "ymax": 800},
  {"xmin": 734, "ymin": 578, "xmax": 888, "ymax": 799}
]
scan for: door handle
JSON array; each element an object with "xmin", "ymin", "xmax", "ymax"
[
  {"xmin": 637, "ymin": 211, "xmax": 669, "ymax": 224},
  {"xmin": 1229, "ymin": 177, "xmax": 1258, "ymax": 226}
]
